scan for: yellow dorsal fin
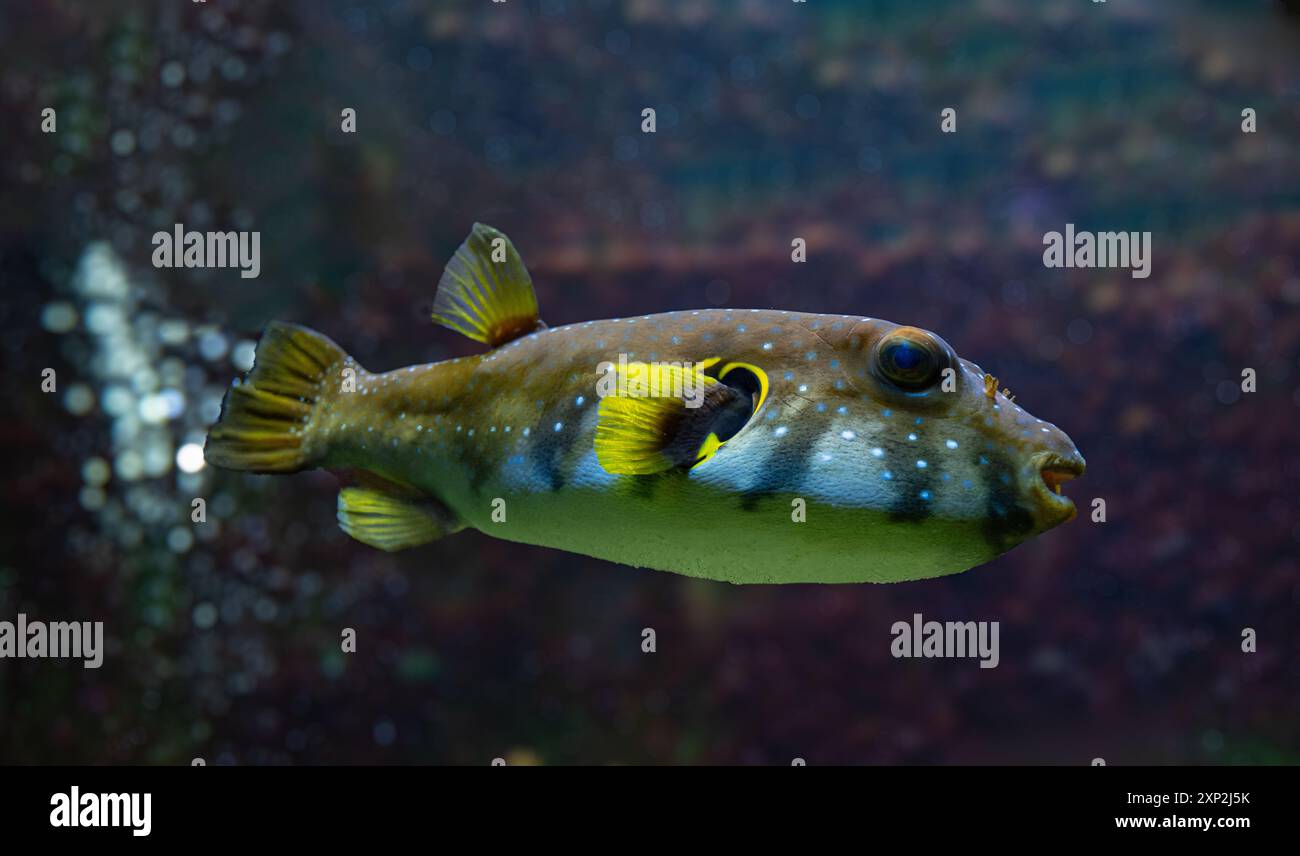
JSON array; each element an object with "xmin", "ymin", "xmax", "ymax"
[
  {"xmin": 595, "ymin": 362, "xmax": 731, "ymax": 475},
  {"xmin": 432, "ymin": 223, "xmax": 543, "ymax": 347}
]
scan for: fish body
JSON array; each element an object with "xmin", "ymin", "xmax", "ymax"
[{"xmin": 206, "ymin": 225, "xmax": 1084, "ymax": 584}]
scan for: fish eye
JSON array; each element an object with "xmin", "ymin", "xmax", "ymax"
[{"xmin": 875, "ymin": 329, "xmax": 947, "ymax": 391}]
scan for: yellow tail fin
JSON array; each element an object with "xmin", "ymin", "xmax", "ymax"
[{"xmin": 204, "ymin": 322, "xmax": 348, "ymax": 473}]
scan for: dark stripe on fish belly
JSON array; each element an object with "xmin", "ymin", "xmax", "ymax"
[
  {"xmin": 980, "ymin": 448, "xmax": 1034, "ymax": 551},
  {"xmin": 887, "ymin": 434, "xmax": 937, "ymax": 523},
  {"xmin": 743, "ymin": 434, "xmax": 811, "ymax": 507},
  {"xmin": 538, "ymin": 437, "xmax": 567, "ymax": 492},
  {"xmin": 628, "ymin": 470, "xmax": 665, "ymax": 502},
  {"xmin": 737, "ymin": 418, "xmax": 816, "ymax": 512},
  {"xmin": 523, "ymin": 400, "xmax": 571, "ymax": 493},
  {"xmin": 465, "ymin": 438, "xmax": 496, "ymax": 493},
  {"xmin": 455, "ymin": 432, "xmax": 492, "ymax": 492}
]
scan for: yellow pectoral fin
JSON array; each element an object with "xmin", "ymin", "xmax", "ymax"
[
  {"xmin": 594, "ymin": 395, "xmax": 683, "ymax": 475},
  {"xmin": 595, "ymin": 361, "xmax": 725, "ymax": 475}
]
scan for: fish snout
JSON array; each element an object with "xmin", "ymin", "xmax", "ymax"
[{"xmin": 1022, "ymin": 443, "xmax": 1086, "ymax": 529}]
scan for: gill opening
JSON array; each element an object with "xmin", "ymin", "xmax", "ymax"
[
  {"xmin": 691, "ymin": 360, "xmax": 770, "ymax": 468},
  {"xmin": 719, "ymin": 361, "xmax": 770, "ymax": 412}
]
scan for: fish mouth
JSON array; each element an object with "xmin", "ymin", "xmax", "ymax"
[{"xmin": 1028, "ymin": 450, "xmax": 1086, "ymax": 524}]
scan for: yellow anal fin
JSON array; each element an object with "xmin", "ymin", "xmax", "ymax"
[
  {"xmin": 431, "ymin": 223, "xmax": 544, "ymax": 348},
  {"xmin": 337, "ymin": 487, "xmax": 454, "ymax": 552},
  {"xmin": 594, "ymin": 362, "xmax": 738, "ymax": 475}
]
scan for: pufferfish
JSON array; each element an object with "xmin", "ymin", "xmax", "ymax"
[{"xmin": 205, "ymin": 223, "xmax": 1085, "ymax": 584}]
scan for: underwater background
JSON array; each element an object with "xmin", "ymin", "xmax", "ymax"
[{"xmin": 1, "ymin": 0, "xmax": 1297, "ymax": 764}]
